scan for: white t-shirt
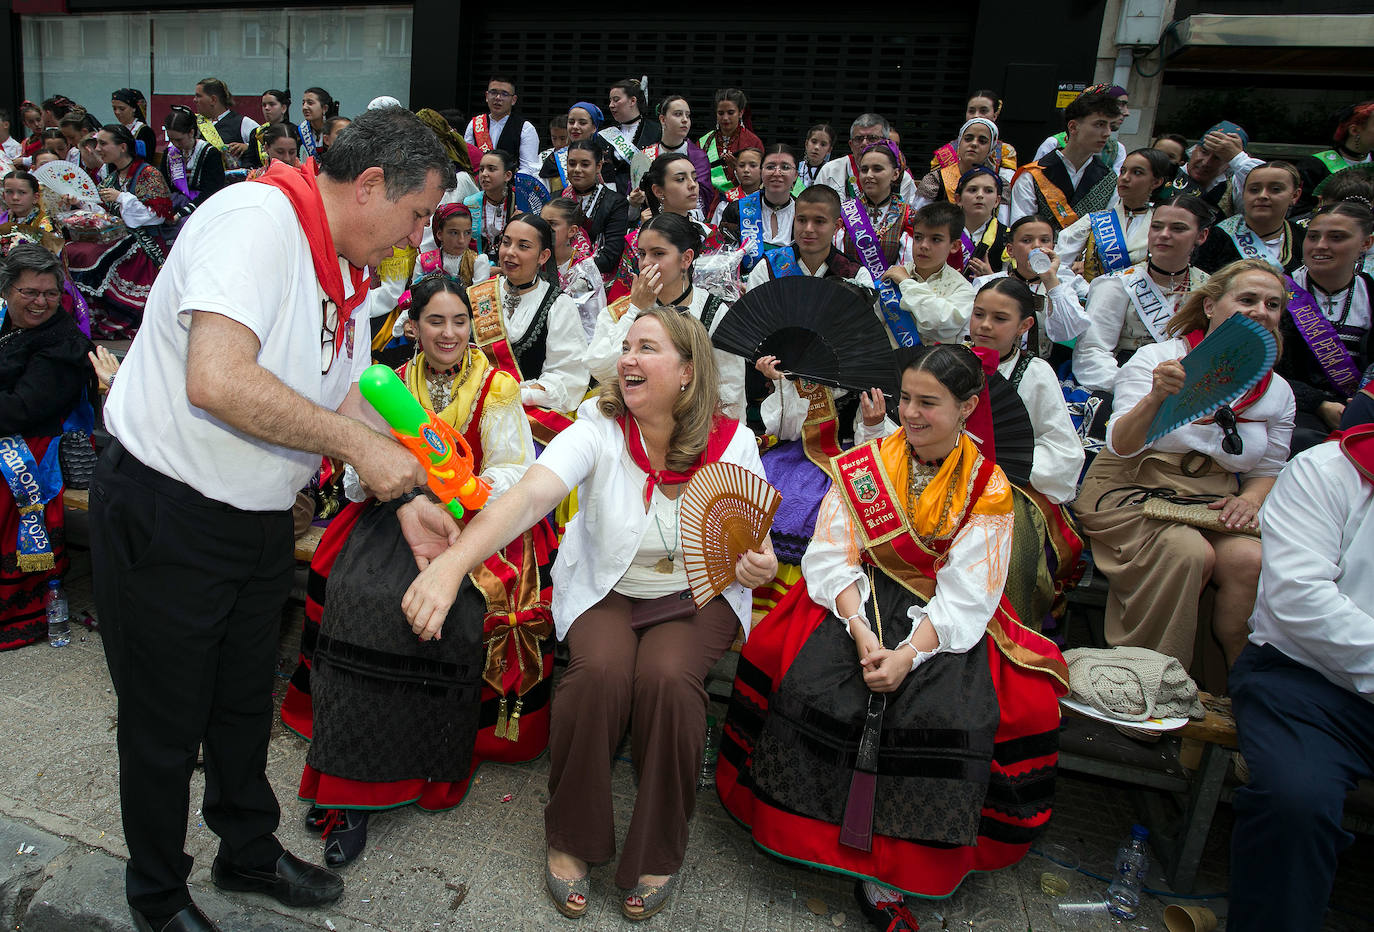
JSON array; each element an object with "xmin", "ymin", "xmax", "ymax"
[{"xmin": 105, "ymin": 182, "xmax": 371, "ymax": 510}]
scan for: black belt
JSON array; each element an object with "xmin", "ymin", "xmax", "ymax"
[{"xmin": 105, "ymin": 438, "xmax": 286, "ymax": 515}]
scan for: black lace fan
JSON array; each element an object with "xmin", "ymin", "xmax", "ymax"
[
  {"xmin": 982, "ymin": 372, "xmax": 1036, "ymax": 488},
  {"xmin": 711, "ymin": 277, "xmax": 899, "ymax": 399}
]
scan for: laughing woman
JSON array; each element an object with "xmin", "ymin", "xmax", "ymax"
[
  {"xmin": 718, "ymin": 343, "xmax": 1066, "ymax": 931},
  {"xmin": 292, "ymin": 275, "xmax": 548, "ymax": 867},
  {"xmin": 402, "ymin": 308, "xmax": 774, "ymax": 921}
]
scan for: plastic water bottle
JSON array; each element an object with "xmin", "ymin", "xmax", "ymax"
[
  {"xmin": 698, "ymin": 714, "xmax": 720, "ymax": 790},
  {"xmin": 1105, "ymin": 824, "xmax": 1150, "ymax": 920},
  {"xmin": 1028, "ymin": 247, "xmax": 1054, "ymax": 277},
  {"xmin": 46, "ymin": 579, "xmax": 70, "ymax": 648}
]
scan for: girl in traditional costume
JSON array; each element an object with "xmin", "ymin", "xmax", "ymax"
[
  {"xmin": 718, "ymin": 343, "xmax": 1067, "ymax": 930},
  {"xmin": 1057, "ymin": 148, "xmax": 1172, "ymax": 283},
  {"xmin": 558, "ymin": 140, "xmax": 629, "ymax": 277},
  {"xmin": 836, "ymin": 143, "xmax": 915, "ymax": 271},
  {"xmin": 699, "ymin": 87, "xmax": 763, "ymax": 199},
  {"xmin": 955, "ymin": 167, "xmax": 1009, "ymax": 279},
  {"xmin": 538, "ymin": 102, "xmax": 611, "ymax": 198},
  {"xmin": 715, "ymin": 144, "xmax": 798, "ymax": 270},
  {"xmin": 297, "ymin": 87, "xmax": 338, "ymax": 162},
  {"xmin": 930, "ymin": 91, "xmax": 1018, "ymax": 173},
  {"xmin": 1195, "ymin": 161, "xmax": 1306, "ymax": 276},
  {"xmin": 67, "ymin": 124, "xmax": 173, "ymax": 339},
  {"xmin": 464, "ymin": 149, "xmax": 518, "ymax": 261},
  {"xmin": 109, "ymin": 89, "xmax": 156, "ymax": 168},
  {"xmin": 638, "ymin": 95, "xmax": 714, "ymax": 217},
  {"xmin": 1075, "ymin": 260, "xmax": 1295, "ymax": 670},
  {"xmin": 286, "ymin": 275, "xmax": 551, "ymax": 867},
  {"xmin": 1073, "ymin": 195, "xmax": 1212, "ymax": 394},
  {"xmin": 799, "ymin": 124, "xmax": 835, "ymax": 191},
  {"xmin": 239, "ymin": 89, "xmax": 304, "ymax": 170},
  {"xmin": 541, "ymin": 198, "xmax": 604, "ymax": 340},
  {"xmin": 914, "ymin": 118, "xmax": 1013, "ymax": 218},
  {"xmin": 590, "ymin": 213, "xmax": 744, "ymax": 422},
  {"xmin": 609, "ymin": 153, "xmax": 715, "ymax": 302},
  {"xmin": 160, "ymin": 107, "xmax": 226, "ymax": 224}
]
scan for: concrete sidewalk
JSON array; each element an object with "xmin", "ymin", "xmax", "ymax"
[{"xmin": 2, "ymin": 533, "xmax": 1371, "ymax": 931}]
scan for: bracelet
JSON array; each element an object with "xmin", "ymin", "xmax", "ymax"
[
  {"xmin": 396, "ymin": 486, "xmax": 425, "ymax": 506},
  {"xmin": 844, "ymin": 613, "xmax": 868, "ymax": 629}
]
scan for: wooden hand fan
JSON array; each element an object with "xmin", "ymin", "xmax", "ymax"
[{"xmin": 679, "ymin": 462, "xmax": 782, "ymax": 609}]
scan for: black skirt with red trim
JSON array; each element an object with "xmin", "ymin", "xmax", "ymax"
[{"xmin": 717, "ymin": 571, "xmax": 1062, "ymax": 897}]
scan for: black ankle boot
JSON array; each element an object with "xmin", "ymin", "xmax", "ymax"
[
  {"xmin": 322, "ymin": 809, "xmax": 369, "ymax": 868},
  {"xmin": 303, "ymin": 806, "xmax": 329, "ymax": 831}
]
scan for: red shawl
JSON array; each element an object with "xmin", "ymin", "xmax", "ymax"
[{"xmin": 617, "ymin": 413, "xmax": 739, "ymax": 507}]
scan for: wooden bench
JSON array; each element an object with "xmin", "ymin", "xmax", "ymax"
[{"xmin": 63, "ymin": 488, "xmax": 324, "ymax": 563}]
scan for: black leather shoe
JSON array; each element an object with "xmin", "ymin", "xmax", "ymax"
[
  {"xmin": 130, "ymin": 901, "xmax": 221, "ymax": 932},
  {"xmin": 323, "ymin": 809, "xmax": 370, "ymax": 868},
  {"xmin": 211, "ymin": 850, "xmax": 344, "ymax": 908}
]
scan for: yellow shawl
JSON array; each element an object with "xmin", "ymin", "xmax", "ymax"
[
  {"xmin": 877, "ymin": 429, "xmax": 1012, "ymax": 541},
  {"xmin": 403, "ymin": 345, "xmax": 520, "ymax": 433}
]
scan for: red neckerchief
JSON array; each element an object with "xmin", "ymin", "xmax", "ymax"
[
  {"xmin": 253, "ymin": 157, "xmax": 368, "ymax": 356},
  {"xmin": 1336, "ymin": 422, "xmax": 1374, "ymax": 486},
  {"xmin": 1184, "ymin": 328, "xmax": 1273, "ymax": 418},
  {"xmin": 617, "ymin": 412, "xmax": 739, "ymax": 508}
]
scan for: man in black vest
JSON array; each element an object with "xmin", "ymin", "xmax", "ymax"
[
  {"xmin": 194, "ymin": 77, "xmax": 260, "ymax": 167},
  {"xmin": 463, "ymin": 76, "xmax": 539, "ymax": 176},
  {"xmin": 1009, "ymin": 92, "xmax": 1122, "ymax": 232}
]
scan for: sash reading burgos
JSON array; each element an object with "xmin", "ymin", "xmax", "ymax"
[
  {"xmin": 467, "ymin": 279, "xmax": 575, "ymax": 445},
  {"xmin": 0, "ymin": 435, "xmax": 62, "ymax": 572},
  {"xmin": 738, "ymin": 191, "xmax": 764, "ymax": 272},
  {"xmin": 473, "ymin": 114, "xmax": 494, "ymax": 154},
  {"xmin": 598, "ymin": 126, "xmax": 640, "ymax": 166},
  {"xmin": 1118, "ymin": 264, "xmax": 1175, "ymax": 344},
  {"xmin": 839, "ymin": 199, "xmax": 921, "ymax": 347},
  {"xmin": 1286, "ymin": 275, "xmax": 1362, "ymax": 397},
  {"xmin": 1088, "ymin": 208, "xmax": 1130, "ymax": 274}
]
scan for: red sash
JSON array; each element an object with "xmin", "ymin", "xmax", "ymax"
[
  {"xmin": 466, "ymin": 278, "xmax": 575, "ymax": 445},
  {"xmin": 473, "ymin": 114, "xmax": 494, "ymax": 154}
]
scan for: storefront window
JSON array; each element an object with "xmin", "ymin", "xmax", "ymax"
[{"xmin": 22, "ymin": 6, "xmax": 412, "ymax": 134}]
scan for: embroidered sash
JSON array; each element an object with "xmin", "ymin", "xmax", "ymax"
[
  {"xmin": 1286, "ymin": 275, "xmax": 1362, "ymax": 397},
  {"xmin": 765, "ymin": 246, "xmax": 803, "ymax": 279},
  {"xmin": 298, "ymin": 119, "xmax": 318, "ymax": 159},
  {"xmin": 1088, "ymin": 208, "xmax": 1130, "ymax": 274},
  {"xmin": 598, "ymin": 126, "xmax": 639, "ymax": 166},
  {"xmin": 552, "ymin": 147, "xmax": 569, "ymax": 187},
  {"xmin": 467, "ymin": 279, "xmax": 575, "ymax": 444},
  {"xmin": 738, "ymin": 191, "xmax": 764, "ymax": 272},
  {"xmin": 699, "ymin": 131, "xmax": 732, "ymax": 195},
  {"xmin": 1314, "ymin": 149, "xmax": 1362, "ymax": 175},
  {"xmin": 473, "ymin": 114, "xmax": 494, "ymax": 153},
  {"xmin": 1118, "ymin": 264, "xmax": 1175, "ymax": 345},
  {"xmin": 795, "ymin": 380, "xmax": 844, "ymax": 479},
  {"xmin": 0, "ymin": 435, "xmax": 62, "ymax": 572},
  {"xmin": 839, "ymin": 198, "xmax": 920, "ymax": 347},
  {"xmin": 165, "ymin": 144, "xmax": 198, "ymax": 202},
  {"xmin": 1017, "ymin": 163, "xmax": 1077, "ymax": 228}
]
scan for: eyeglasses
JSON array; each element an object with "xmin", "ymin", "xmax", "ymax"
[
  {"xmin": 851, "ymin": 133, "xmax": 885, "ymax": 145},
  {"xmin": 1214, "ymin": 405, "xmax": 1243, "ymax": 455},
  {"xmin": 486, "ymin": 89, "xmax": 514, "ymax": 99},
  {"xmin": 15, "ymin": 287, "xmax": 62, "ymax": 302}
]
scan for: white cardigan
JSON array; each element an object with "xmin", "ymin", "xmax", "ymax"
[{"xmin": 537, "ymin": 398, "xmax": 765, "ymax": 639}]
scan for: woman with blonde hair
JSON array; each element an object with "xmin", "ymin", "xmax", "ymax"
[
  {"xmin": 1075, "ymin": 259, "xmax": 1296, "ymax": 670},
  {"xmin": 402, "ymin": 307, "xmax": 776, "ymax": 920}
]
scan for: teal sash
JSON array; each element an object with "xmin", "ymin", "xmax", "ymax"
[{"xmin": 739, "ymin": 191, "xmax": 764, "ymax": 272}]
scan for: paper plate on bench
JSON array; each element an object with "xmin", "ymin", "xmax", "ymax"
[{"xmin": 1059, "ymin": 697, "xmax": 1188, "ymax": 732}]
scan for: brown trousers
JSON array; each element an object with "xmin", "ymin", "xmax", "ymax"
[
  {"xmin": 1075, "ymin": 449, "xmax": 1237, "ymax": 669},
  {"xmin": 545, "ymin": 591, "xmax": 739, "ymax": 889}
]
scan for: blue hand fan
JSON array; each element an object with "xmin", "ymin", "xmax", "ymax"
[
  {"xmin": 512, "ymin": 173, "xmax": 551, "ymax": 213},
  {"xmin": 1145, "ymin": 315, "xmax": 1277, "ymax": 446}
]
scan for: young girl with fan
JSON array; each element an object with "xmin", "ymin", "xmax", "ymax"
[
  {"xmin": 1072, "ymin": 196, "xmax": 1212, "ymax": 394},
  {"xmin": 589, "ymin": 212, "xmax": 745, "ymax": 421},
  {"xmin": 718, "ymin": 343, "xmax": 1067, "ymax": 930},
  {"xmin": 967, "ymin": 278, "xmax": 1086, "ymax": 627},
  {"xmin": 401, "ymin": 308, "xmax": 776, "ymax": 921},
  {"xmin": 541, "ymin": 198, "xmax": 605, "ymax": 339},
  {"xmin": 1074, "ymin": 260, "xmax": 1295, "ymax": 671},
  {"xmin": 285, "ymin": 274, "xmax": 549, "ymax": 869}
]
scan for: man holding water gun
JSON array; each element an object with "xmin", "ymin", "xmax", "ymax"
[{"xmin": 88, "ymin": 108, "xmax": 456, "ymax": 932}]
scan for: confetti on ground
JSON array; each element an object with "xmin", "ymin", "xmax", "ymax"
[
  {"xmin": 806, "ymin": 896, "xmax": 828, "ymax": 915},
  {"xmin": 500, "ymin": 794, "xmax": 513, "ymax": 803},
  {"xmin": 324, "ymin": 920, "xmax": 336, "ymax": 931}
]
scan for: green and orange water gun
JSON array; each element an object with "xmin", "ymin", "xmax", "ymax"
[{"xmin": 358, "ymin": 364, "xmax": 491, "ymax": 519}]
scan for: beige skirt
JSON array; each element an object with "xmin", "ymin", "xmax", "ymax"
[{"xmin": 1073, "ymin": 449, "xmax": 1238, "ymax": 668}]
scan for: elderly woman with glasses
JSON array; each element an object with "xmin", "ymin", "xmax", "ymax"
[
  {"xmin": 0, "ymin": 243, "xmax": 94, "ymax": 650},
  {"xmin": 1074, "ymin": 259, "xmax": 1295, "ymax": 672}
]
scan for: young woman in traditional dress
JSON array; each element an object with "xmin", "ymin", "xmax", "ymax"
[
  {"xmin": 288, "ymin": 275, "xmax": 548, "ymax": 867},
  {"xmin": 1195, "ymin": 161, "xmax": 1306, "ymax": 275},
  {"xmin": 1073, "ymin": 195, "xmax": 1212, "ymax": 394},
  {"xmin": 1075, "ymin": 260, "xmax": 1295, "ymax": 670},
  {"xmin": 67, "ymin": 124, "xmax": 174, "ymax": 338},
  {"xmin": 109, "ymin": 89, "xmax": 156, "ymax": 167},
  {"xmin": 298, "ymin": 87, "xmax": 338, "ymax": 162},
  {"xmin": 590, "ymin": 213, "xmax": 744, "ymax": 421},
  {"xmin": 718, "ymin": 343, "xmax": 1067, "ymax": 931},
  {"xmin": 464, "ymin": 149, "xmax": 518, "ymax": 261},
  {"xmin": 836, "ymin": 143, "xmax": 915, "ymax": 270},
  {"xmin": 539, "ymin": 102, "xmax": 611, "ymax": 198},
  {"xmin": 956, "ymin": 167, "xmax": 1010, "ymax": 279},
  {"xmin": 930, "ymin": 91, "xmax": 1018, "ymax": 173},
  {"xmin": 401, "ymin": 308, "xmax": 775, "ymax": 921},
  {"xmin": 698, "ymin": 87, "xmax": 763, "ymax": 199},
  {"xmin": 914, "ymin": 118, "xmax": 1012, "ymax": 217},
  {"xmin": 558, "ymin": 140, "xmax": 629, "ymax": 278},
  {"xmin": 240, "ymin": 89, "xmax": 304, "ymax": 170},
  {"xmin": 541, "ymin": 198, "xmax": 605, "ymax": 339},
  {"xmin": 609, "ymin": 152, "xmax": 714, "ymax": 301},
  {"xmin": 160, "ymin": 107, "xmax": 226, "ymax": 224}
]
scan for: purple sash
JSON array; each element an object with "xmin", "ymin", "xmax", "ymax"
[
  {"xmin": 839, "ymin": 199, "xmax": 921, "ymax": 347},
  {"xmin": 165, "ymin": 144, "xmax": 199, "ymax": 202},
  {"xmin": 1285, "ymin": 275, "xmax": 1361, "ymax": 398}
]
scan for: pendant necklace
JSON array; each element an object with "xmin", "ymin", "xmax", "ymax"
[{"xmin": 652, "ymin": 494, "xmax": 681, "ymax": 573}]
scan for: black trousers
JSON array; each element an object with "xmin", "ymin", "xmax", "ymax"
[{"xmin": 91, "ymin": 442, "xmax": 293, "ymax": 916}]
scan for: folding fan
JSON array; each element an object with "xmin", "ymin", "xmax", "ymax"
[
  {"xmin": 679, "ymin": 462, "xmax": 782, "ymax": 609},
  {"xmin": 712, "ymin": 276, "xmax": 899, "ymax": 400},
  {"xmin": 984, "ymin": 372, "xmax": 1036, "ymax": 489},
  {"xmin": 1145, "ymin": 314, "xmax": 1277, "ymax": 445},
  {"xmin": 32, "ymin": 160, "xmax": 102, "ymax": 209}
]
